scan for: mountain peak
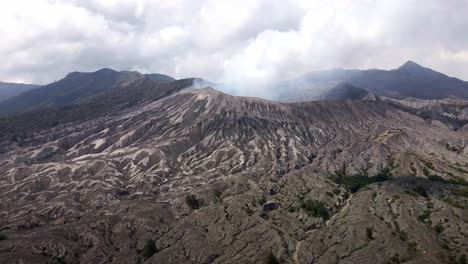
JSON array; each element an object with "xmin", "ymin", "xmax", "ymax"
[
  {"xmin": 67, "ymin": 68, "xmax": 120, "ymax": 76},
  {"xmin": 65, "ymin": 68, "xmax": 117, "ymax": 79},
  {"xmin": 95, "ymin": 67, "xmax": 118, "ymax": 73},
  {"xmin": 398, "ymin": 60, "xmax": 423, "ymax": 70}
]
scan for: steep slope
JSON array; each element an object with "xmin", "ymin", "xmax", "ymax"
[
  {"xmin": 0, "ymin": 69, "xmax": 175, "ymax": 114},
  {"xmin": 0, "ymin": 78, "xmax": 198, "ymax": 142},
  {"xmin": 284, "ymin": 61, "xmax": 468, "ymax": 100},
  {"xmin": 386, "ymin": 97, "xmax": 468, "ymax": 130},
  {"xmin": 0, "ymin": 87, "xmax": 466, "ymax": 263},
  {"xmin": 0, "ymin": 81, "xmax": 39, "ymax": 102}
]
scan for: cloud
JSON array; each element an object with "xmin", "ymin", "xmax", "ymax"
[{"xmin": 1, "ymin": 0, "xmax": 468, "ymax": 97}]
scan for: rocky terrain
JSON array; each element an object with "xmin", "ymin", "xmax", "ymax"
[
  {"xmin": 386, "ymin": 98, "xmax": 468, "ymax": 131},
  {"xmin": 0, "ymin": 67, "xmax": 467, "ymax": 264}
]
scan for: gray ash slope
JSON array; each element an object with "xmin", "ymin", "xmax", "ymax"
[{"xmin": 0, "ymin": 76, "xmax": 467, "ymax": 264}]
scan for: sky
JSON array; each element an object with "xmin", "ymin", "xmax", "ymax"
[{"xmin": 1, "ymin": 0, "xmax": 468, "ymax": 95}]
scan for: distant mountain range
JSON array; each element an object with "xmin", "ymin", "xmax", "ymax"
[
  {"xmin": 0, "ymin": 69, "xmax": 174, "ymax": 114},
  {"xmin": 1, "ymin": 61, "xmax": 467, "ymax": 114},
  {"xmin": 0, "ymin": 81, "xmax": 39, "ymax": 103},
  {"xmin": 274, "ymin": 61, "xmax": 468, "ymax": 102}
]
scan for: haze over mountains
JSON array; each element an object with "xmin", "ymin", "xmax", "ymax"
[
  {"xmin": 0, "ymin": 82, "xmax": 39, "ymax": 103},
  {"xmin": 273, "ymin": 61, "xmax": 468, "ymax": 102},
  {"xmin": 0, "ymin": 61, "xmax": 467, "ymax": 263},
  {"xmin": 2, "ymin": 61, "xmax": 468, "ymax": 115}
]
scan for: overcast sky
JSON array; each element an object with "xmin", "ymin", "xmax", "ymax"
[{"xmin": 2, "ymin": 0, "xmax": 468, "ymax": 91}]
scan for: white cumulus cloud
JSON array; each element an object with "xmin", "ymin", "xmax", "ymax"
[{"xmin": 0, "ymin": 0, "xmax": 467, "ymax": 98}]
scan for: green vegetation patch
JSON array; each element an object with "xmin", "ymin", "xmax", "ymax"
[
  {"xmin": 434, "ymin": 223, "xmax": 444, "ymax": 233},
  {"xmin": 443, "ymin": 198, "xmax": 464, "ymax": 209},
  {"xmin": 301, "ymin": 199, "xmax": 329, "ymax": 219},
  {"xmin": 186, "ymin": 194, "xmax": 202, "ymax": 209},
  {"xmin": 411, "ymin": 184, "xmax": 428, "ymax": 197},
  {"xmin": 366, "ymin": 227, "xmax": 374, "ymax": 240},
  {"xmin": 453, "ymin": 187, "xmax": 468, "ymax": 198},
  {"xmin": 333, "ymin": 167, "xmax": 392, "ymax": 193},
  {"xmin": 458, "ymin": 254, "xmax": 466, "ymax": 264},
  {"xmin": 407, "ymin": 241, "xmax": 419, "ymax": 258},
  {"xmin": 142, "ymin": 239, "xmax": 157, "ymax": 258},
  {"xmin": 417, "ymin": 210, "xmax": 431, "ymax": 222},
  {"xmin": 423, "ymin": 161, "xmax": 435, "ymax": 170},
  {"xmin": 447, "ymin": 177, "xmax": 468, "ymax": 186},
  {"xmin": 446, "ymin": 143, "xmax": 459, "ymax": 152},
  {"xmin": 266, "ymin": 252, "xmax": 281, "ymax": 264}
]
